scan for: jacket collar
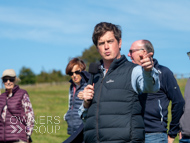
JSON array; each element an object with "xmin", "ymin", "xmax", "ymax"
[
  {"xmin": 105, "ymin": 55, "xmax": 128, "ymax": 74},
  {"xmin": 5, "ymin": 85, "xmax": 19, "ymax": 96},
  {"xmin": 153, "ymin": 58, "xmax": 159, "ymax": 69},
  {"xmin": 69, "ymin": 71, "xmax": 90, "ymax": 87}
]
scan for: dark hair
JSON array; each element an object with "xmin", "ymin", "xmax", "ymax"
[
  {"xmin": 65, "ymin": 58, "xmax": 86, "ymax": 75},
  {"xmin": 142, "ymin": 40, "xmax": 154, "ymax": 57},
  {"xmin": 92, "ymin": 22, "xmax": 122, "ymax": 46}
]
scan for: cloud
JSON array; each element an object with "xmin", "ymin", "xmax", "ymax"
[
  {"xmin": 0, "ymin": 0, "xmax": 190, "ymax": 45},
  {"xmin": 114, "ymin": 1, "xmax": 190, "ymax": 31},
  {"xmin": 86, "ymin": 0, "xmax": 190, "ymax": 31},
  {"xmin": 0, "ymin": 5, "xmax": 94, "ymax": 44}
]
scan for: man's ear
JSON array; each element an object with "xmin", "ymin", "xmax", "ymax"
[
  {"xmin": 119, "ymin": 39, "xmax": 122, "ymax": 49},
  {"xmin": 143, "ymin": 49, "xmax": 148, "ymax": 56}
]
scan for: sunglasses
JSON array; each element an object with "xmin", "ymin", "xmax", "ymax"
[
  {"xmin": 68, "ymin": 70, "xmax": 81, "ymax": 76},
  {"xmin": 129, "ymin": 48, "xmax": 144, "ymax": 54},
  {"xmin": 3, "ymin": 77, "xmax": 15, "ymax": 83}
]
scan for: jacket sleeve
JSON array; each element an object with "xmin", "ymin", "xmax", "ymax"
[
  {"xmin": 132, "ymin": 66, "xmax": 160, "ymax": 94},
  {"xmin": 22, "ymin": 93, "xmax": 34, "ymax": 138},
  {"xmin": 162, "ymin": 67, "xmax": 185, "ymax": 138},
  {"xmin": 64, "ymin": 88, "xmax": 71, "ymax": 121}
]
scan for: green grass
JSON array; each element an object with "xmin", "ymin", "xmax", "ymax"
[
  {"xmin": 20, "ymin": 82, "xmax": 70, "ymax": 143},
  {"xmin": 0, "ymin": 78, "xmax": 187, "ymax": 143}
]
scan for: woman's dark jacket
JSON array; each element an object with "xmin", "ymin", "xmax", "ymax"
[{"xmin": 65, "ymin": 71, "xmax": 90, "ymax": 135}]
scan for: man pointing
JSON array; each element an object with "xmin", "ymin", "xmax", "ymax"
[{"xmin": 79, "ymin": 22, "xmax": 160, "ymax": 143}]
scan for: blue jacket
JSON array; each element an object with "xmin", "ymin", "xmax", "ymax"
[
  {"xmin": 65, "ymin": 71, "xmax": 90, "ymax": 135},
  {"xmin": 139, "ymin": 59, "xmax": 185, "ymax": 138}
]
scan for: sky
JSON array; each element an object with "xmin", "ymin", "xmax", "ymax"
[{"xmin": 0, "ymin": 0, "xmax": 190, "ymax": 80}]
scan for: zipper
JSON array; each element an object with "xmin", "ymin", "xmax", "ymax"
[
  {"xmin": 71, "ymin": 87, "xmax": 77, "ymax": 134},
  {"xmin": 96, "ymin": 76, "xmax": 105, "ymax": 143},
  {"xmin": 71, "ymin": 85, "xmax": 80, "ymax": 134},
  {"xmin": 158, "ymin": 99, "xmax": 163, "ymax": 124},
  {"xmin": 71, "ymin": 85, "xmax": 76, "ymax": 110}
]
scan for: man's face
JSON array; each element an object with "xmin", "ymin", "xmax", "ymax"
[
  {"xmin": 96, "ymin": 31, "xmax": 121, "ymax": 65},
  {"xmin": 127, "ymin": 41, "xmax": 147, "ymax": 65}
]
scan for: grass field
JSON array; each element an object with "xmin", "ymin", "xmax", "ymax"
[
  {"xmin": 20, "ymin": 83, "xmax": 70, "ymax": 143},
  {"xmin": 1, "ymin": 78, "xmax": 187, "ymax": 143}
]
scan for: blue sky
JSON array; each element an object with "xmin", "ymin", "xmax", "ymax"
[{"xmin": 0, "ymin": 0, "xmax": 190, "ymax": 80}]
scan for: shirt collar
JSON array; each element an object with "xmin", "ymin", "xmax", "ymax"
[
  {"xmin": 8, "ymin": 93, "xmax": 13, "ymax": 98},
  {"xmin": 100, "ymin": 64, "xmax": 107, "ymax": 76}
]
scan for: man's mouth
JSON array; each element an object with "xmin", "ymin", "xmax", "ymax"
[{"xmin": 105, "ymin": 52, "xmax": 110, "ymax": 56}]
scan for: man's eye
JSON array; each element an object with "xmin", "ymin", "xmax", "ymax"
[{"xmin": 99, "ymin": 42, "xmax": 104, "ymax": 45}]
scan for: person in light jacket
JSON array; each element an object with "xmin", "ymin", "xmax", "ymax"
[{"xmin": 64, "ymin": 58, "xmax": 90, "ymax": 135}]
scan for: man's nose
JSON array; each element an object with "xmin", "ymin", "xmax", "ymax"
[
  {"xmin": 127, "ymin": 52, "xmax": 131, "ymax": 57},
  {"xmin": 104, "ymin": 42, "xmax": 109, "ymax": 49}
]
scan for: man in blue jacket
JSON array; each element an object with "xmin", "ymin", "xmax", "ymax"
[{"xmin": 128, "ymin": 39, "xmax": 185, "ymax": 143}]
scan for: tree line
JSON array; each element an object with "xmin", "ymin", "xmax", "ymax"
[
  {"xmin": 18, "ymin": 44, "xmax": 188, "ymax": 85},
  {"xmin": 19, "ymin": 45, "xmax": 101, "ymax": 85},
  {"xmin": 18, "ymin": 67, "xmax": 71, "ymax": 85}
]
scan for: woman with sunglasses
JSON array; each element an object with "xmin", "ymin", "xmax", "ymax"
[
  {"xmin": 64, "ymin": 58, "xmax": 90, "ymax": 136},
  {"xmin": 0, "ymin": 69, "xmax": 34, "ymax": 143}
]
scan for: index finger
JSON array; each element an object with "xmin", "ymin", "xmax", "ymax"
[
  {"xmin": 143, "ymin": 52, "xmax": 153, "ymax": 58},
  {"xmin": 85, "ymin": 84, "xmax": 94, "ymax": 90}
]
